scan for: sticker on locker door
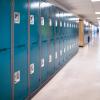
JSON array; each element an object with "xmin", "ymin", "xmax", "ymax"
[
  {"xmin": 70, "ymin": 24, "xmax": 71, "ymax": 27},
  {"xmin": 49, "ymin": 19, "xmax": 52, "ymax": 26},
  {"xmin": 64, "ymin": 22, "xmax": 66, "ymax": 27},
  {"xmin": 30, "ymin": 15, "xmax": 34, "ymax": 25},
  {"xmin": 60, "ymin": 21, "xmax": 62, "ymax": 27},
  {"xmin": 41, "ymin": 17, "xmax": 44, "ymax": 26},
  {"xmin": 14, "ymin": 12, "xmax": 20, "ymax": 24},
  {"xmin": 70, "ymin": 45, "xmax": 71, "ymax": 49},
  {"xmin": 60, "ymin": 50, "xmax": 62, "ymax": 56},
  {"xmin": 14, "ymin": 71, "xmax": 20, "ymax": 84},
  {"xmin": 64, "ymin": 48, "xmax": 66, "ymax": 53},
  {"xmin": 29, "ymin": 64, "xmax": 34, "ymax": 74},
  {"xmin": 55, "ymin": 20, "xmax": 57, "ymax": 27},
  {"xmin": 41, "ymin": 58, "xmax": 44, "ymax": 67},
  {"xmin": 49, "ymin": 54, "xmax": 52, "ymax": 63},
  {"xmin": 55, "ymin": 52, "xmax": 58, "ymax": 59}
]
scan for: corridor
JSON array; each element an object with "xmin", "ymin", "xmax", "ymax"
[{"xmin": 32, "ymin": 36, "xmax": 100, "ymax": 100}]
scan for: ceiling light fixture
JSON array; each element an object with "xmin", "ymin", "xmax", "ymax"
[
  {"xmin": 55, "ymin": 13, "xmax": 73, "ymax": 17},
  {"xmin": 91, "ymin": 0, "xmax": 100, "ymax": 2},
  {"xmin": 95, "ymin": 12, "xmax": 100, "ymax": 14},
  {"xmin": 97, "ymin": 17, "xmax": 100, "ymax": 20}
]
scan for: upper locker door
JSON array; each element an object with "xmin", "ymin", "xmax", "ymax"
[
  {"xmin": 14, "ymin": 0, "xmax": 28, "ymax": 100},
  {"xmin": 0, "ymin": 0, "xmax": 12, "ymax": 99},
  {"xmin": 29, "ymin": 0, "xmax": 40, "ymax": 93},
  {"xmin": 40, "ymin": 0, "xmax": 50, "ymax": 83}
]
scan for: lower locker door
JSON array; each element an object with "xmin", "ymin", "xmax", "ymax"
[
  {"xmin": 55, "ymin": 39, "xmax": 60, "ymax": 70},
  {"xmin": 48, "ymin": 40, "xmax": 55, "ymax": 77},
  {"xmin": 51, "ymin": 40, "xmax": 55, "ymax": 73},
  {"xmin": 14, "ymin": 47, "xmax": 28, "ymax": 100},
  {"xmin": 59, "ymin": 38, "xmax": 64, "ymax": 66},
  {"xmin": 67, "ymin": 40, "xmax": 70, "ymax": 60},
  {"xmin": 0, "ymin": 50, "xmax": 11, "ymax": 100},
  {"xmin": 63, "ymin": 39, "xmax": 67, "ymax": 62},
  {"xmin": 40, "ymin": 42, "xmax": 48, "ymax": 83},
  {"xmin": 30, "ymin": 43, "xmax": 40, "ymax": 93}
]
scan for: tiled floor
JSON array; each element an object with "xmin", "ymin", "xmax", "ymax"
[{"xmin": 32, "ymin": 36, "xmax": 100, "ymax": 100}]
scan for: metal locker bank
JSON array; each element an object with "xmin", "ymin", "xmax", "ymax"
[{"xmin": 0, "ymin": 0, "xmax": 79, "ymax": 99}]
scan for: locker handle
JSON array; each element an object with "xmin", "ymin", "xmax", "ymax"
[
  {"xmin": 0, "ymin": 48, "xmax": 9, "ymax": 52},
  {"xmin": 50, "ymin": 39, "xmax": 54, "ymax": 41},
  {"xmin": 42, "ymin": 40, "xmax": 48, "ymax": 43},
  {"xmin": 16, "ymin": 44, "xmax": 25, "ymax": 48},
  {"xmin": 32, "ymin": 41, "xmax": 38, "ymax": 45}
]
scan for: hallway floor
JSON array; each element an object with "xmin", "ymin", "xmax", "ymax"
[{"xmin": 32, "ymin": 37, "xmax": 100, "ymax": 100}]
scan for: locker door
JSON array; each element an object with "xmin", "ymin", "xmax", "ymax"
[
  {"xmin": 67, "ymin": 22, "xmax": 70, "ymax": 59},
  {"xmin": 40, "ymin": 0, "xmax": 49, "ymax": 83},
  {"xmin": 47, "ymin": 6, "xmax": 55, "ymax": 77},
  {"xmin": 69, "ymin": 22, "xmax": 72, "ymax": 58},
  {"xmin": 63, "ymin": 20, "xmax": 67, "ymax": 62},
  {"xmin": 0, "ymin": 0, "xmax": 12, "ymax": 99},
  {"xmin": 59, "ymin": 15, "xmax": 64, "ymax": 66},
  {"xmin": 54, "ymin": 7, "xmax": 60, "ymax": 70},
  {"xmin": 66, "ymin": 21, "xmax": 68, "ymax": 61},
  {"xmin": 14, "ymin": 0, "xmax": 28, "ymax": 100},
  {"xmin": 29, "ymin": 0, "xmax": 40, "ymax": 93}
]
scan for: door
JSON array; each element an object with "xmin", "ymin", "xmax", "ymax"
[
  {"xmin": 14, "ymin": 0, "xmax": 28, "ymax": 99},
  {"xmin": 0, "ymin": 0, "xmax": 12, "ymax": 99},
  {"xmin": 29, "ymin": 0, "xmax": 40, "ymax": 93}
]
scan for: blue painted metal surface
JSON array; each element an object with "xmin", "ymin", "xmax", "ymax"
[
  {"xmin": 14, "ymin": 0, "xmax": 28, "ymax": 99},
  {"xmin": 30, "ymin": 0, "xmax": 40, "ymax": 93},
  {"xmin": 0, "ymin": 0, "xmax": 12, "ymax": 99},
  {"xmin": 0, "ymin": 0, "xmax": 79, "ymax": 99}
]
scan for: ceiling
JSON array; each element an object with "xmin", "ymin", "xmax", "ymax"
[{"xmin": 48, "ymin": 0, "xmax": 100, "ymax": 25}]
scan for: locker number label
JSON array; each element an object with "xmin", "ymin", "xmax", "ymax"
[
  {"xmin": 55, "ymin": 52, "xmax": 58, "ymax": 59},
  {"xmin": 49, "ymin": 19, "xmax": 52, "ymax": 26},
  {"xmin": 64, "ymin": 48, "xmax": 66, "ymax": 53},
  {"xmin": 14, "ymin": 12, "xmax": 20, "ymax": 24},
  {"xmin": 41, "ymin": 58, "xmax": 45, "ymax": 67},
  {"xmin": 41, "ymin": 17, "xmax": 44, "ymax": 26},
  {"xmin": 49, "ymin": 54, "xmax": 52, "ymax": 63},
  {"xmin": 60, "ymin": 21, "xmax": 62, "ymax": 27},
  {"xmin": 55, "ymin": 20, "xmax": 58, "ymax": 27},
  {"xmin": 30, "ymin": 15, "xmax": 34, "ymax": 25},
  {"xmin": 64, "ymin": 22, "xmax": 66, "ymax": 27},
  {"xmin": 14, "ymin": 71, "xmax": 20, "ymax": 84},
  {"xmin": 29, "ymin": 64, "xmax": 34, "ymax": 75},
  {"xmin": 60, "ymin": 50, "xmax": 62, "ymax": 56}
]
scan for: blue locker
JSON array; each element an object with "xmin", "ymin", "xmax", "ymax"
[
  {"xmin": 30, "ymin": 0, "xmax": 40, "ymax": 93},
  {"xmin": 65, "ymin": 21, "xmax": 69, "ymax": 60},
  {"xmin": 0, "ymin": 1, "xmax": 12, "ymax": 99},
  {"xmin": 66, "ymin": 21, "xmax": 70, "ymax": 58},
  {"xmin": 59, "ymin": 12, "xmax": 64, "ymax": 66},
  {"xmin": 63, "ymin": 19, "xmax": 67, "ymax": 62},
  {"xmin": 40, "ymin": 0, "xmax": 49, "ymax": 83},
  {"xmin": 14, "ymin": 0, "xmax": 28, "ymax": 99},
  {"xmin": 54, "ymin": 7, "xmax": 60, "ymax": 70},
  {"xmin": 69, "ymin": 22, "xmax": 72, "ymax": 58},
  {"xmin": 47, "ymin": 5, "xmax": 55, "ymax": 76}
]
